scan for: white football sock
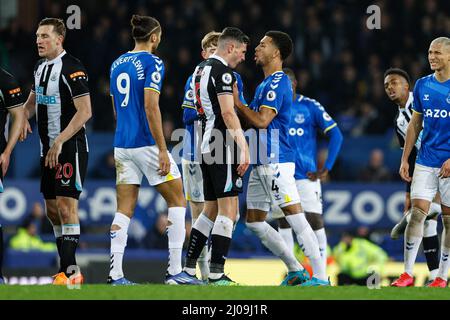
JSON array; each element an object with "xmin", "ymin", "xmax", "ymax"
[
  {"xmin": 285, "ymin": 213, "xmax": 326, "ymax": 280},
  {"xmin": 278, "ymin": 227, "xmax": 294, "ymax": 253},
  {"xmin": 314, "ymin": 228, "xmax": 328, "ymax": 273},
  {"xmin": 438, "ymin": 216, "xmax": 450, "ymax": 280},
  {"xmin": 404, "ymin": 207, "xmax": 426, "ymax": 276},
  {"xmin": 167, "ymin": 207, "xmax": 186, "ymax": 276},
  {"xmin": 109, "ymin": 212, "xmax": 130, "ymax": 280},
  {"xmin": 246, "ymin": 221, "xmax": 303, "ymax": 272}
]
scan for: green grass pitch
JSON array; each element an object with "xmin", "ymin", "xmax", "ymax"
[{"xmin": 0, "ymin": 285, "xmax": 449, "ymax": 300}]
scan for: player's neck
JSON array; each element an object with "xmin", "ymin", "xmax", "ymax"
[
  {"xmin": 263, "ymin": 61, "xmax": 282, "ymax": 78},
  {"xmin": 132, "ymin": 43, "xmax": 154, "ymax": 54},
  {"xmin": 434, "ymin": 67, "xmax": 450, "ymax": 82},
  {"xmin": 46, "ymin": 47, "xmax": 64, "ymax": 61},
  {"xmin": 398, "ymin": 94, "xmax": 409, "ymax": 109}
]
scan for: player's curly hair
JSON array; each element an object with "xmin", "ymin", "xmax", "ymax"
[
  {"xmin": 131, "ymin": 14, "xmax": 161, "ymax": 42},
  {"xmin": 384, "ymin": 68, "xmax": 411, "ymax": 88},
  {"xmin": 265, "ymin": 31, "xmax": 293, "ymax": 61}
]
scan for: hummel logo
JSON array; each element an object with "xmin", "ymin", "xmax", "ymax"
[
  {"xmin": 443, "ymin": 254, "xmax": 449, "ymax": 262},
  {"xmin": 423, "ymin": 94, "xmax": 429, "ymax": 101},
  {"xmin": 110, "ymin": 231, "xmax": 117, "ymax": 239},
  {"xmin": 270, "ymin": 84, "xmax": 279, "ymax": 89},
  {"xmin": 406, "ymin": 241, "xmax": 414, "ymax": 250}
]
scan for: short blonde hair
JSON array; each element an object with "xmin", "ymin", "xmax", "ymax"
[{"xmin": 201, "ymin": 31, "xmax": 221, "ymax": 50}]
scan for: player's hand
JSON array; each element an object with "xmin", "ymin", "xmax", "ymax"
[
  {"xmin": 158, "ymin": 150, "xmax": 170, "ymax": 176},
  {"xmin": 307, "ymin": 169, "xmax": 328, "ymax": 181},
  {"xmin": 45, "ymin": 139, "xmax": 63, "ymax": 169},
  {"xmin": 0, "ymin": 151, "xmax": 11, "ymax": 176},
  {"xmin": 232, "ymin": 83, "xmax": 242, "ymax": 109},
  {"xmin": 237, "ymin": 146, "xmax": 250, "ymax": 177},
  {"xmin": 439, "ymin": 159, "xmax": 450, "ymax": 178},
  {"xmin": 399, "ymin": 160, "xmax": 411, "ymax": 182},
  {"xmin": 19, "ymin": 119, "xmax": 32, "ymax": 142}
]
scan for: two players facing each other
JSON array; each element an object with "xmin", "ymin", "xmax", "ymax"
[
  {"xmin": 108, "ymin": 15, "xmax": 344, "ymax": 286},
  {"xmin": 146, "ymin": 23, "xmax": 342, "ymax": 285},
  {"xmin": 385, "ymin": 37, "xmax": 450, "ymax": 288}
]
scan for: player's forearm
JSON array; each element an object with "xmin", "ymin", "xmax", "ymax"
[
  {"xmin": 146, "ymin": 105, "xmax": 168, "ymax": 152},
  {"xmin": 4, "ymin": 108, "xmax": 25, "ymax": 155},
  {"xmin": 222, "ymin": 112, "xmax": 248, "ymax": 151},
  {"xmin": 56, "ymin": 99, "xmax": 92, "ymax": 144},
  {"xmin": 23, "ymin": 92, "xmax": 36, "ymax": 119},
  {"xmin": 402, "ymin": 118, "xmax": 421, "ymax": 162},
  {"xmin": 236, "ymin": 104, "xmax": 267, "ymax": 129},
  {"xmin": 324, "ymin": 127, "xmax": 343, "ymax": 170}
]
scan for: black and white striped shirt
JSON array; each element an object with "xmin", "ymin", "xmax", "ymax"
[
  {"xmin": 395, "ymin": 92, "xmax": 414, "ymax": 149},
  {"xmin": 32, "ymin": 50, "xmax": 89, "ymax": 156},
  {"xmin": 193, "ymin": 54, "xmax": 236, "ymax": 155}
]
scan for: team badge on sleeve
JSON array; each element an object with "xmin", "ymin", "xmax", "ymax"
[
  {"xmin": 185, "ymin": 89, "xmax": 194, "ymax": 100},
  {"xmin": 323, "ymin": 112, "xmax": 332, "ymax": 121},
  {"xmin": 266, "ymin": 90, "xmax": 276, "ymax": 101},
  {"xmin": 222, "ymin": 73, "xmax": 232, "ymax": 85},
  {"xmin": 151, "ymin": 72, "xmax": 161, "ymax": 83}
]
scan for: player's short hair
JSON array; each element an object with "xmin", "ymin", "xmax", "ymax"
[
  {"xmin": 201, "ymin": 31, "xmax": 221, "ymax": 50},
  {"xmin": 431, "ymin": 37, "xmax": 450, "ymax": 50},
  {"xmin": 131, "ymin": 14, "xmax": 161, "ymax": 42},
  {"xmin": 218, "ymin": 27, "xmax": 250, "ymax": 47},
  {"xmin": 265, "ymin": 31, "xmax": 293, "ymax": 61},
  {"xmin": 38, "ymin": 18, "xmax": 66, "ymax": 38},
  {"xmin": 384, "ymin": 68, "xmax": 411, "ymax": 87},
  {"xmin": 283, "ymin": 67, "xmax": 296, "ymax": 82}
]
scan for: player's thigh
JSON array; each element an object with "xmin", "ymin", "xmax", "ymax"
[
  {"xmin": 295, "ymin": 179, "xmax": 323, "ymax": 214},
  {"xmin": 45, "ymin": 198, "xmax": 60, "ymax": 224},
  {"xmin": 260, "ymin": 163, "xmax": 300, "ymax": 209},
  {"xmin": 410, "ymin": 164, "xmax": 439, "ymax": 206},
  {"xmin": 246, "ymin": 209, "xmax": 268, "ymax": 223},
  {"xmin": 182, "ymin": 159, "xmax": 204, "ymax": 203},
  {"xmin": 202, "ymin": 161, "xmax": 243, "ymax": 201},
  {"xmin": 54, "ymin": 152, "xmax": 88, "ymax": 200},
  {"xmin": 156, "ymin": 178, "xmax": 186, "ymax": 208},
  {"xmin": 136, "ymin": 146, "xmax": 182, "ymax": 188},
  {"xmin": 40, "ymin": 157, "xmax": 56, "ymax": 200},
  {"xmin": 55, "ymin": 196, "xmax": 79, "ymax": 223},
  {"xmin": 115, "ymin": 147, "xmax": 144, "ymax": 185},
  {"xmin": 438, "ymin": 176, "xmax": 450, "ymax": 208},
  {"xmin": 246, "ymin": 167, "xmax": 271, "ymax": 212},
  {"xmin": 217, "ymin": 195, "xmax": 238, "ymax": 220}
]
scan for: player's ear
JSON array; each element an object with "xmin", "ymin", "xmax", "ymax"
[{"xmin": 201, "ymin": 50, "xmax": 207, "ymax": 60}]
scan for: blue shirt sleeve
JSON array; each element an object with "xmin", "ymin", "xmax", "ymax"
[
  {"xmin": 324, "ymin": 125, "xmax": 343, "ymax": 171},
  {"xmin": 310, "ymin": 99, "xmax": 337, "ymax": 134},
  {"xmin": 260, "ymin": 74, "xmax": 291, "ymax": 114},
  {"xmin": 412, "ymin": 80, "xmax": 422, "ymax": 114},
  {"xmin": 181, "ymin": 75, "xmax": 198, "ymax": 125},
  {"xmin": 144, "ymin": 55, "xmax": 165, "ymax": 94}
]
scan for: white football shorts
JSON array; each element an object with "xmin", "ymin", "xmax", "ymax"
[
  {"xmin": 181, "ymin": 158, "xmax": 204, "ymax": 202},
  {"xmin": 411, "ymin": 163, "xmax": 450, "ymax": 207}
]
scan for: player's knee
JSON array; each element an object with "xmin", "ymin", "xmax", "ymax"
[
  {"xmin": 305, "ymin": 212, "xmax": 324, "ymax": 230},
  {"xmin": 56, "ymin": 198, "xmax": 75, "ymax": 221},
  {"xmin": 246, "ymin": 221, "xmax": 266, "ymax": 236},
  {"xmin": 277, "ymin": 218, "xmax": 291, "ymax": 229},
  {"xmin": 407, "ymin": 207, "xmax": 427, "ymax": 237}
]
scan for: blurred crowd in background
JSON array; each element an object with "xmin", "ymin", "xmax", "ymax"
[
  {"xmin": 0, "ymin": 0, "xmax": 448, "ymax": 255},
  {"xmin": 1, "ymin": 0, "xmax": 449, "ymax": 134}
]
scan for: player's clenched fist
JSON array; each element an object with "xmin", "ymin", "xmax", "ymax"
[{"xmin": 399, "ymin": 160, "xmax": 411, "ymax": 182}]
